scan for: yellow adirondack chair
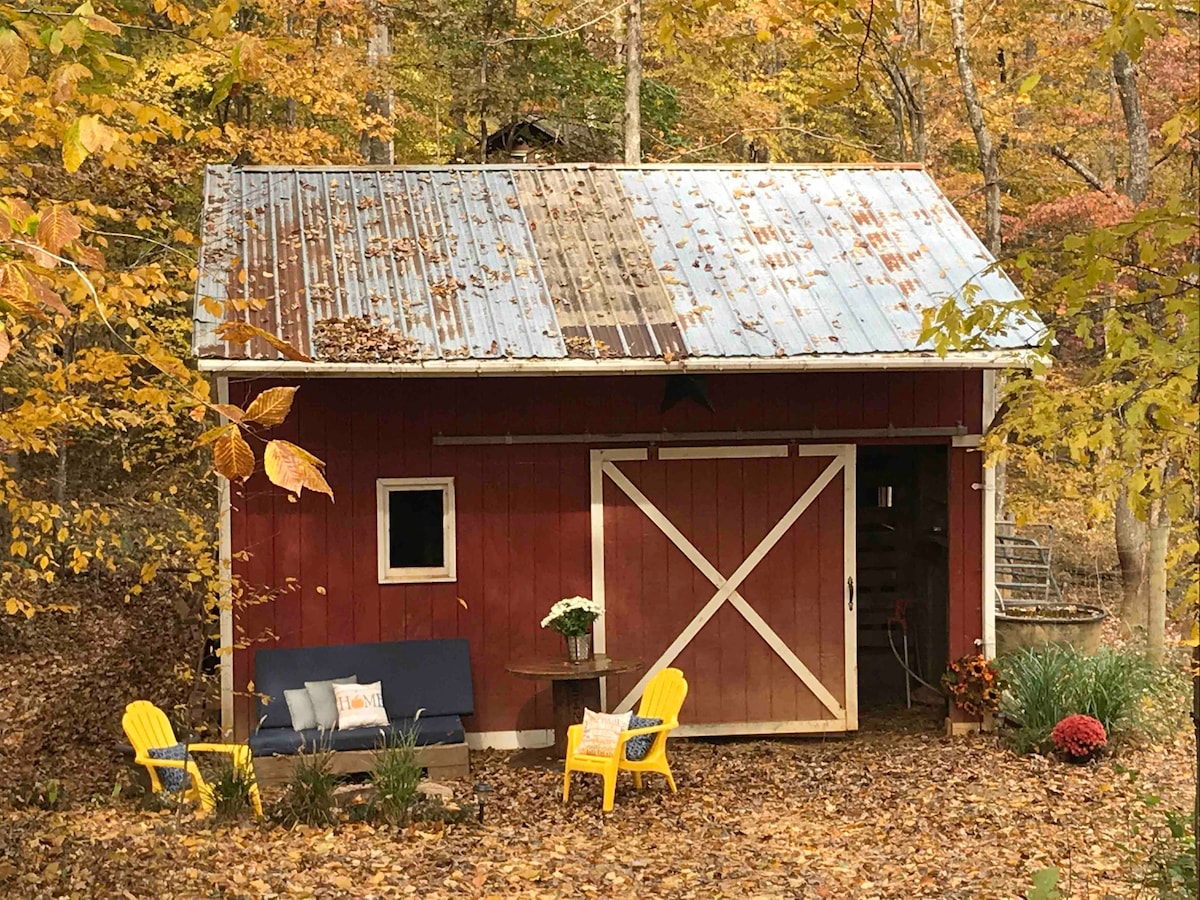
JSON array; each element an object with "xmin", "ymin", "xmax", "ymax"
[
  {"xmin": 122, "ymin": 701, "xmax": 263, "ymax": 817},
  {"xmin": 563, "ymin": 667, "xmax": 688, "ymax": 812}
]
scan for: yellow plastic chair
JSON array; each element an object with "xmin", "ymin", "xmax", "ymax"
[
  {"xmin": 122, "ymin": 700, "xmax": 263, "ymax": 817},
  {"xmin": 563, "ymin": 667, "xmax": 688, "ymax": 812}
]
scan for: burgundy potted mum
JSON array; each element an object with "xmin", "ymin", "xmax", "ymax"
[{"xmin": 1050, "ymin": 714, "xmax": 1107, "ymax": 763}]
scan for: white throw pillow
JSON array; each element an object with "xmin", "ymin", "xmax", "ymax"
[
  {"xmin": 333, "ymin": 681, "xmax": 389, "ymax": 730},
  {"xmin": 577, "ymin": 708, "xmax": 632, "ymax": 757}
]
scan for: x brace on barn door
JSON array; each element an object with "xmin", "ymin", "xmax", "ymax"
[{"xmin": 590, "ymin": 445, "xmax": 858, "ymax": 735}]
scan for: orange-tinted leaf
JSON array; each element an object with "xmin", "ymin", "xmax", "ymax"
[
  {"xmin": 2, "ymin": 196, "xmax": 34, "ymax": 225},
  {"xmin": 212, "ymin": 402, "xmax": 245, "ymax": 422},
  {"xmin": 215, "ymin": 320, "xmax": 313, "ymax": 362},
  {"xmin": 36, "ymin": 206, "xmax": 82, "ymax": 256},
  {"xmin": 69, "ymin": 241, "xmax": 106, "ymax": 270},
  {"xmin": 195, "ymin": 423, "xmax": 231, "ymax": 446},
  {"xmin": 0, "ymin": 327, "xmax": 9, "ymax": 364},
  {"xmin": 0, "ymin": 28, "xmax": 29, "ymax": 79},
  {"xmin": 0, "ymin": 265, "xmax": 67, "ymax": 318},
  {"xmin": 85, "ymin": 14, "xmax": 121, "ymax": 35},
  {"xmin": 0, "ymin": 264, "xmax": 33, "ymax": 314},
  {"xmin": 49, "ymin": 62, "xmax": 93, "ymax": 103},
  {"xmin": 22, "ymin": 270, "xmax": 69, "ymax": 316},
  {"xmin": 257, "ymin": 330, "xmax": 314, "ymax": 362},
  {"xmin": 264, "ymin": 440, "xmax": 333, "ymax": 499},
  {"xmin": 244, "ymin": 386, "xmax": 297, "ymax": 427},
  {"xmin": 213, "ymin": 425, "xmax": 255, "ymax": 480}
]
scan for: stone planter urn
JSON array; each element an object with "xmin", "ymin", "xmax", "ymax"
[{"xmin": 994, "ymin": 603, "xmax": 1107, "ymax": 656}]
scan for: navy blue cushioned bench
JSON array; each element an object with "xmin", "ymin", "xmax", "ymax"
[{"xmin": 249, "ymin": 638, "xmax": 473, "ymax": 784}]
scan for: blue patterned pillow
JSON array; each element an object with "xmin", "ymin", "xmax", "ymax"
[
  {"xmin": 147, "ymin": 743, "xmax": 191, "ymax": 793},
  {"xmin": 624, "ymin": 716, "xmax": 663, "ymax": 761}
]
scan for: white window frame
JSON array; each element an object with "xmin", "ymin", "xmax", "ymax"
[{"xmin": 377, "ymin": 477, "xmax": 457, "ymax": 584}]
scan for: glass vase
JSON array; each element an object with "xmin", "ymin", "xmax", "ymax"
[{"xmin": 564, "ymin": 632, "xmax": 593, "ymax": 664}]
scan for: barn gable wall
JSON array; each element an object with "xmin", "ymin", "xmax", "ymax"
[{"xmin": 228, "ymin": 371, "xmax": 984, "ymax": 738}]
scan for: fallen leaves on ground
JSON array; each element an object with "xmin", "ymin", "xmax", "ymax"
[{"xmin": 0, "ymin": 710, "xmax": 1193, "ymax": 899}]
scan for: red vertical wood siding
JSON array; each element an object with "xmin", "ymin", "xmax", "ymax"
[
  {"xmin": 948, "ymin": 447, "xmax": 985, "ymax": 659},
  {"xmin": 229, "ymin": 371, "xmax": 984, "ymax": 738}
]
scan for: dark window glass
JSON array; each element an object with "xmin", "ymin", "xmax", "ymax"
[{"xmin": 388, "ymin": 489, "xmax": 445, "ymax": 569}]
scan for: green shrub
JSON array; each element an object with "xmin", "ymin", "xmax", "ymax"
[
  {"xmin": 1134, "ymin": 799, "xmax": 1197, "ymax": 899},
  {"xmin": 271, "ymin": 747, "xmax": 338, "ymax": 827},
  {"xmin": 371, "ymin": 729, "xmax": 423, "ymax": 825},
  {"xmin": 1025, "ymin": 867, "xmax": 1063, "ymax": 900},
  {"xmin": 998, "ymin": 645, "xmax": 1178, "ymax": 754},
  {"xmin": 206, "ymin": 757, "xmax": 256, "ymax": 822},
  {"xmin": 1140, "ymin": 656, "xmax": 1192, "ymax": 739}
]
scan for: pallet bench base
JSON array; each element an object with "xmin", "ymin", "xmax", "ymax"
[{"xmin": 252, "ymin": 742, "xmax": 470, "ymax": 787}]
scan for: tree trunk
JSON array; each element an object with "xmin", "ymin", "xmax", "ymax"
[
  {"xmin": 1111, "ymin": 49, "xmax": 1149, "ymax": 205},
  {"xmin": 1145, "ymin": 495, "xmax": 1169, "ymax": 663},
  {"xmin": 1111, "ymin": 47, "xmax": 1155, "ymax": 633},
  {"xmin": 285, "ymin": 16, "xmax": 297, "ymax": 128},
  {"xmin": 623, "ymin": 0, "xmax": 642, "ymax": 165},
  {"xmin": 1115, "ymin": 488, "xmax": 1148, "ymax": 632},
  {"xmin": 479, "ymin": 45, "xmax": 488, "ymax": 163},
  {"xmin": 1193, "ymin": 641, "xmax": 1199, "ymax": 880},
  {"xmin": 948, "ymin": 0, "xmax": 1001, "ymax": 254},
  {"xmin": 909, "ymin": 99, "xmax": 928, "ymax": 163},
  {"xmin": 903, "ymin": 0, "xmax": 928, "ymax": 162},
  {"xmin": 889, "ymin": 83, "xmax": 908, "ymax": 160},
  {"xmin": 53, "ymin": 443, "xmax": 67, "ymax": 506},
  {"xmin": 362, "ymin": 14, "xmax": 394, "ymax": 164}
]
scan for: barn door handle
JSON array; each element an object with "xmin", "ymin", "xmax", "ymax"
[{"xmin": 847, "ymin": 576, "xmax": 855, "ymax": 611}]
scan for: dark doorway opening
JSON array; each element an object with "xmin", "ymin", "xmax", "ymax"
[{"xmin": 856, "ymin": 445, "xmax": 950, "ymax": 709}]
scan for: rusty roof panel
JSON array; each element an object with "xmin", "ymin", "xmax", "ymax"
[{"xmin": 194, "ymin": 164, "xmax": 1036, "ymax": 362}]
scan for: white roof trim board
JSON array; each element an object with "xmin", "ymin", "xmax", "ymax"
[{"xmin": 194, "ymin": 163, "xmax": 1039, "ymax": 372}]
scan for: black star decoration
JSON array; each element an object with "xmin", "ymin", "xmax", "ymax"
[{"xmin": 661, "ymin": 375, "xmax": 715, "ymax": 413}]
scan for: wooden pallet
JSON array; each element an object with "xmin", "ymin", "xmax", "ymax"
[{"xmin": 252, "ymin": 742, "xmax": 470, "ymax": 787}]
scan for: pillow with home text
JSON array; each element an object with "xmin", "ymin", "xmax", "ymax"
[{"xmin": 333, "ymin": 681, "xmax": 389, "ymax": 730}]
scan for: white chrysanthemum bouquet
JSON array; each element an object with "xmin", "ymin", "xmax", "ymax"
[{"xmin": 540, "ymin": 596, "xmax": 602, "ymax": 637}]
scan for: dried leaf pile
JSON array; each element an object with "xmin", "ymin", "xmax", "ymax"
[
  {"xmin": 314, "ymin": 317, "xmax": 425, "ymax": 363},
  {"xmin": 1, "ymin": 713, "xmax": 1193, "ymax": 899}
]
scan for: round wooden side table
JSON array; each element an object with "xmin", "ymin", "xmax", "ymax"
[{"xmin": 506, "ymin": 655, "xmax": 641, "ymax": 762}]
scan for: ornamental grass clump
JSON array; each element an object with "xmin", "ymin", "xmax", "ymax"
[
  {"xmin": 271, "ymin": 746, "xmax": 338, "ymax": 827},
  {"xmin": 540, "ymin": 596, "xmax": 602, "ymax": 636},
  {"xmin": 998, "ymin": 644, "xmax": 1166, "ymax": 754},
  {"xmin": 206, "ymin": 756, "xmax": 257, "ymax": 822},
  {"xmin": 1050, "ymin": 714, "xmax": 1107, "ymax": 763},
  {"xmin": 371, "ymin": 728, "xmax": 423, "ymax": 826}
]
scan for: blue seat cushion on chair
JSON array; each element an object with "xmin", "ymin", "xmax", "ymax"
[
  {"xmin": 248, "ymin": 714, "xmax": 465, "ymax": 757},
  {"xmin": 147, "ymin": 743, "xmax": 191, "ymax": 793},
  {"xmin": 624, "ymin": 716, "xmax": 663, "ymax": 761},
  {"xmin": 253, "ymin": 639, "xmax": 474, "ymax": 730}
]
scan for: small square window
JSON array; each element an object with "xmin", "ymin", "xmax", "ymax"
[{"xmin": 377, "ymin": 478, "xmax": 456, "ymax": 583}]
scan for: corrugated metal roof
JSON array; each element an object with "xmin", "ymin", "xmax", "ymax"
[{"xmin": 193, "ymin": 164, "xmax": 1037, "ymax": 363}]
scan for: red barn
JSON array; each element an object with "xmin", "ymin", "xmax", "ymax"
[{"xmin": 194, "ymin": 164, "xmax": 1035, "ymax": 745}]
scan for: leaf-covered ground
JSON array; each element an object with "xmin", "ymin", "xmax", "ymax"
[{"xmin": 1, "ymin": 711, "xmax": 1193, "ymax": 899}]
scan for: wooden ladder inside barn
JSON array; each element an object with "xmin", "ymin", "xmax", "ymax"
[{"xmin": 995, "ymin": 524, "xmax": 1063, "ymax": 606}]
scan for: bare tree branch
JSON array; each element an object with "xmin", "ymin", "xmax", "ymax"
[
  {"xmin": 1048, "ymin": 144, "xmax": 1109, "ymax": 192},
  {"xmin": 1067, "ymin": 0, "xmax": 1198, "ymax": 16},
  {"xmin": 482, "ymin": 0, "xmax": 630, "ymax": 45}
]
